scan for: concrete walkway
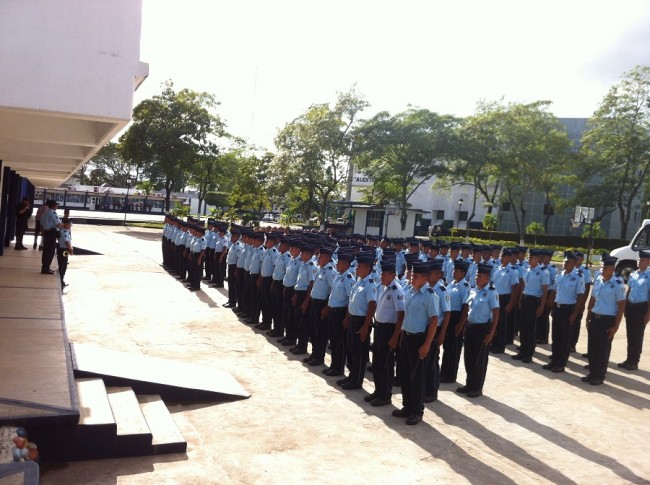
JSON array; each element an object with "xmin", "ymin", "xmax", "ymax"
[{"xmin": 39, "ymin": 225, "xmax": 650, "ymax": 484}]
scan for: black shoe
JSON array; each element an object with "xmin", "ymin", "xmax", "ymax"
[
  {"xmin": 582, "ymin": 353, "xmax": 589, "ymax": 358},
  {"xmin": 370, "ymin": 397, "xmax": 392, "ymax": 407},
  {"xmin": 222, "ymin": 303, "xmax": 233, "ymax": 308},
  {"xmin": 521, "ymin": 357, "xmax": 532, "ymax": 364},
  {"xmin": 323, "ymin": 368, "xmax": 343, "ymax": 377},
  {"xmin": 41, "ymin": 269, "xmax": 54, "ymax": 274},
  {"xmin": 38, "ymin": 246, "xmax": 43, "ymax": 251},
  {"xmin": 336, "ymin": 377, "xmax": 351, "ymax": 386},
  {"xmin": 363, "ymin": 393, "xmax": 377, "ymax": 403},
  {"xmin": 290, "ymin": 347, "xmax": 307, "ymax": 355},
  {"xmin": 268, "ymin": 330, "xmax": 283, "ymax": 337},
  {"xmin": 257, "ymin": 324, "xmax": 271, "ymax": 331},
  {"xmin": 308, "ymin": 359, "xmax": 324, "ymax": 367},
  {"xmin": 188, "ymin": 287, "xmax": 200, "ymax": 291},
  {"xmin": 280, "ymin": 340, "xmax": 294, "ymax": 347},
  {"xmin": 617, "ymin": 361, "xmax": 629, "ymax": 368},
  {"xmin": 536, "ymin": 339, "xmax": 548, "ymax": 345},
  {"xmin": 423, "ymin": 394, "xmax": 437, "ymax": 403},
  {"xmin": 589, "ymin": 378, "xmax": 604, "ymax": 386},
  {"xmin": 511, "ymin": 354, "xmax": 523, "ymax": 360},
  {"xmin": 439, "ymin": 376, "xmax": 456, "ymax": 383},
  {"xmin": 467, "ymin": 390, "xmax": 483, "ymax": 398},
  {"xmin": 581, "ymin": 375, "xmax": 593, "ymax": 382},
  {"xmin": 625, "ymin": 363, "xmax": 639, "ymax": 371},
  {"xmin": 456, "ymin": 386, "xmax": 469, "ymax": 394},
  {"xmin": 341, "ymin": 382, "xmax": 362, "ymax": 390},
  {"xmin": 583, "ymin": 364, "xmax": 590, "ymax": 369},
  {"xmin": 490, "ymin": 348, "xmax": 505, "ymax": 354},
  {"xmin": 61, "ymin": 281, "xmax": 68, "ymax": 287},
  {"xmin": 406, "ymin": 414, "xmax": 422, "ymax": 425},
  {"xmin": 542, "ymin": 364, "xmax": 553, "ymax": 370},
  {"xmin": 392, "ymin": 408, "xmax": 409, "ymax": 418},
  {"xmin": 302, "ymin": 355, "xmax": 314, "ymax": 363},
  {"xmin": 551, "ymin": 367, "xmax": 565, "ymax": 373}
]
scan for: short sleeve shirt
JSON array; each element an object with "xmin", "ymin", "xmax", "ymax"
[
  {"xmin": 466, "ymin": 285, "xmax": 499, "ymax": 324},
  {"xmin": 374, "ymin": 278, "xmax": 406, "ymax": 323},
  {"xmin": 348, "ymin": 274, "xmax": 377, "ymax": 316},
  {"xmin": 402, "ymin": 283, "xmax": 439, "ymax": 333},
  {"xmin": 591, "ymin": 275, "xmax": 625, "ymax": 316}
]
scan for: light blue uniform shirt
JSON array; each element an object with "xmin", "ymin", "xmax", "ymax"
[
  {"xmin": 443, "ymin": 257, "xmax": 457, "ymax": 285},
  {"xmin": 226, "ymin": 240, "xmax": 242, "ymax": 264},
  {"xmin": 395, "ymin": 251, "xmax": 406, "ymax": 275},
  {"xmin": 248, "ymin": 246, "xmax": 264, "ymax": 274},
  {"xmin": 272, "ymin": 251, "xmax": 291, "ymax": 281},
  {"xmin": 523, "ymin": 265, "xmax": 550, "ymax": 297},
  {"xmin": 294, "ymin": 260, "xmax": 317, "ymax": 291},
  {"xmin": 374, "ymin": 279, "xmax": 406, "ymax": 323},
  {"xmin": 191, "ymin": 236, "xmax": 206, "ymax": 253},
  {"xmin": 432, "ymin": 280, "xmax": 451, "ymax": 326},
  {"xmin": 184, "ymin": 234, "xmax": 193, "ymax": 248},
  {"xmin": 311, "ymin": 262, "xmax": 336, "ymax": 300},
  {"xmin": 261, "ymin": 246, "xmax": 279, "ymax": 277},
  {"xmin": 627, "ymin": 269, "xmax": 650, "ymax": 303},
  {"xmin": 591, "ymin": 275, "xmax": 625, "ymax": 316},
  {"xmin": 553, "ymin": 270, "xmax": 585, "ymax": 305},
  {"xmin": 466, "ymin": 285, "xmax": 499, "ymax": 324},
  {"xmin": 466, "ymin": 261, "xmax": 480, "ymax": 287},
  {"xmin": 283, "ymin": 257, "xmax": 301, "ymax": 287},
  {"xmin": 348, "ymin": 274, "xmax": 377, "ymax": 316},
  {"xmin": 447, "ymin": 278, "xmax": 470, "ymax": 311},
  {"xmin": 41, "ymin": 209, "xmax": 61, "ymax": 230},
  {"xmin": 328, "ymin": 269, "xmax": 355, "ymax": 307},
  {"xmin": 402, "ymin": 283, "xmax": 439, "ymax": 333},
  {"xmin": 205, "ymin": 231, "xmax": 214, "ymax": 249},
  {"xmin": 492, "ymin": 264, "xmax": 519, "ymax": 295},
  {"xmin": 578, "ymin": 265, "xmax": 592, "ymax": 286},
  {"xmin": 237, "ymin": 245, "xmax": 251, "ymax": 269},
  {"xmin": 58, "ymin": 228, "xmax": 71, "ymax": 248}
]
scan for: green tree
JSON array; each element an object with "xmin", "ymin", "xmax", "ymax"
[
  {"xmin": 353, "ymin": 108, "xmax": 460, "ymax": 231},
  {"xmin": 136, "ymin": 179, "xmax": 154, "ymax": 196},
  {"xmin": 526, "ymin": 221, "xmax": 545, "ymax": 245},
  {"xmin": 120, "ymin": 80, "xmax": 223, "ymax": 211},
  {"xmin": 582, "ymin": 221, "xmax": 606, "ymax": 239},
  {"xmin": 272, "ymin": 87, "xmax": 368, "ymax": 226},
  {"xmin": 577, "ymin": 65, "xmax": 650, "ymax": 239},
  {"xmin": 73, "ymin": 142, "xmax": 143, "ymax": 187},
  {"xmin": 482, "ymin": 213, "xmax": 498, "ymax": 241}
]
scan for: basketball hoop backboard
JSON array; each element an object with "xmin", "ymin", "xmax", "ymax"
[{"xmin": 574, "ymin": 206, "xmax": 594, "ymax": 224}]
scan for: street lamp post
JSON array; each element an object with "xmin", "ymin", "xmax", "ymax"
[
  {"xmin": 123, "ymin": 178, "xmax": 132, "ymax": 225},
  {"xmin": 457, "ymin": 198, "xmax": 464, "ymax": 228}
]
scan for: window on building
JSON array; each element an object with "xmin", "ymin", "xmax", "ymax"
[
  {"xmin": 367, "ymin": 210, "xmax": 383, "ymax": 227},
  {"xmin": 501, "ymin": 202, "xmax": 511, "ymax": 212},
  {"xmin": 435, "ymin": 210, "xmax": 445, "ymax": 220},
  {"xmin": 459, "ymin": 211, "xmax": 468, "ymax": 222}
]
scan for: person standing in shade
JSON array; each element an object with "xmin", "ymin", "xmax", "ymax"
[
  {"xmin": 490, "ymin": 248, "xmax": 519, "ymax": 354},
  {"xmin": 582, "ymin": 256, "xmax": 625, "ymax": 385},
  {"xmin": 618, "ymin": 250, "xmax": 650, "ymax": 371},
  {"xmin": 364, "ymin": 260, "xmax": 405, "ymax": 407},
  {"xmin": 391, "ymin": 263, "xmax": 439, "ymax": 425},
  {"xmin": 40, "ymin": 200, "xmax": 62, "ymax": 274},
  {"xmin": 456, "ymin": 263, "xmax": 499, "ymax": 398},
  {"xmin": 513, "ymin": 249, "xmax": 548, "ymax": 363},
  {"xmin": 14, "ymin": 197, "xmax": 32, "ymax": 250},
  {"xmin": 223, "ymin": 229, "xmax": 242, "ymax": 308},
  {"xmin": 440, "ymin": 260, "xmax": 470, "ymax": 383},
  {"xmin": 543, "ymin": 251, "xmax": 584, "ymax": 373},
  {"xmin": 57, "ymin": 218, "xmax": 73, "ymax": 288},
  {"xmin": 322, "ymin": 252, "xmax": 355, "ymax": 377},
  {"xmin": 338, "ymin": 254, "xmax": 377, "ymax": 390},
  {"xmin": 34, "ymin": 202, "xmax": 48, "ymax": 250}
]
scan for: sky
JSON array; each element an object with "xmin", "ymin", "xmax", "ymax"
[{"xmin": 134, "ymin": 0, "xmax": 650, "ymax": 151}]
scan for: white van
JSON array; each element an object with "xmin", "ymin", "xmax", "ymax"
[{"xmin": 610, "ymin": 219, "xmax": 650, "ymax": 280}]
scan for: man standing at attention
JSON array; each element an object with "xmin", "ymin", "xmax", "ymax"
[
  {"xmin": 583, "ymin": 256, "xmax": 625, "ymax": 385},
  {"xmin": 618, "ymin": 250, "xmax": 650, "ymax": 371},
  {"xmin": 40, "ymin": 200, "xmax": 62, "ymax": 274}
]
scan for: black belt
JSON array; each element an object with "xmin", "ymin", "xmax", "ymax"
[
  {"xmin": 375, "ymin": 321, "xmax": 396, "ymax": 325},
  {"xmin": 330, "ymin": 307, "xmax": 347, "ymax": 312},
  {"xmin": 524, "ymin": 295, "xmax": 540, "ymax": 299},
  {"xmin": 467, "ymin": 322, "xmax": 489, "ymax": 326},
  {"xmin": 592, "ymin": 313, "xmax": 614, "ymax": 319},
  {"xmin": 403, "ymin": 330, "xmax": 424, "ymax": 336},
  {"xmin": 555, "ymin": 303, "xmax": 575, "ymax": 308},
  {"xmin": 350, "ymin": 315, "xmax": 365, "ymax": 320},
  {"xmin": 311, "ymin": 298, "xmax": 327, "ymax": 303},
  {"xmin": 628, "ymin": 301, "xmax": 648, "ymax": 306}
]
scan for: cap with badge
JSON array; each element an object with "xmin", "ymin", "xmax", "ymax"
[
  {"xmin": 454, "ymin": 260, "xmax": 469, "ymax": 272},
  {"xmin": 639, "ymin": 250, "xmax": 650, "ymax": 259},
  {"xmin": 477, "ymin": 263, "xmax": 493, "ymax": 275},
  {"xmin": 601, "ymin": 255, "xmax": 618, "ymax": 267},
  {"xmin": 564, "ymin": 251, "xmax": 578, "ymax": 261}
]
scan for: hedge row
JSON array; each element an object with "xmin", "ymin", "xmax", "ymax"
[{"xmin": 446, "ymin": 228, "xmax": 628, "ymax": 251}]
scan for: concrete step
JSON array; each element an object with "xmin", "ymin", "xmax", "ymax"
[
  {"xmin": 137, "ymin": 395, "xmax": 187, "ymax": 455},
  {"xmin": 106, "ymin": 387, "xmax": 152, "ymax": 456},
  {"xmin": 74, "ymin": 378, "xmax": 117, "ymax": 459}
]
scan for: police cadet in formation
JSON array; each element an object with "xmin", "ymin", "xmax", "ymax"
[
  {"xmin": 392, "ymin": 262, "xmax": 439, "ymax": 425},
  {"xmin": 234, "ymin": 232, "xmax": 252, "ymax": 316},
  {"xmin": 583, "ymin": 256, "xmax": 625, "ymax": 385},
  {"xmin": 40, "ymin": 200, "xmax": 62, "ymax": 274},
  {"xmin": 618, "ymin": 250, "xmax": 650, "ymax": 371},
  {"xmin": 290, "ymin": 243, "xmax": 316, "ymax": 355},
  {"xmin": 490, "ymin": 248, "xmax": 519, "ymax": 354},
  {"xmin": 202, "ymin": 220, "xmax": 216, "ymax": 284},
  {"xmin": 338, "ymin": 254, "xmax": 377, "ymax": 390},
  {"xmin": 465, "ymin": 244, "xmax": 483, "ymax": 287},
  {"xmin": 423, "ymin": 260, "xmax": 450, "ymax": 403},
  {"xmin": 213, "ymin": 224, "xmax": 229, "ymax": 288},
  {"xmin": 187, "ymin": 226, "xmax": 206, "ymax": 291},
  {"xmin": 513, "ymin": 249, "xmax": 549, "ymax": 363},
  {"xmin": 304, "ymin": 247, "xmax": 336, "ymax": 366},
  {"xmin": 57, "ymin": 218, "xmax": 73, "ymax": 289},
  {"xmin": 440, "ymin": 260, "xmax": 470, "ymax": 383},
  {"xmin": 364, "ymin": 259, "xmax": 405, "ymax": 406},
  {"xmin": 322, "ymin": 252, "xmax": 355, "ymax": 377},
  {"xmin": 258, "ymin": 232, "xmax": 280, "ymax": 331},
  {"xmin": 536, "ymin": 250, "xmax": 557, "ymax": 344},
  {"xmin": 246, "ymin": 232, "xmax": 265, "ymax": 323},
  {"xmin": 268, "ymin": 236, "xmax": 291, "ymax": 338},
  {"xmin": 569, "ymin": 251, "xmax": 592, "ymax": 353},
  {"xmin": 457, "ymin": 263, "xmax": 499, "ymax": 398},
  {"xmin": 278, "ymin": 239, "xmax": 301, "ymax": 346},
  {"xmin": 543, "ymin": 251, "xmax": 584, "ymax": 373},
  {"xmin": 223, "ymin": 229, "xmax": 242, "ymax": 308}
]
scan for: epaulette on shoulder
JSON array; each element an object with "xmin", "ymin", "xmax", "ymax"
[
  {"xmin": 391, "ymin": 284, "xmax": 397, "ymax": 290},
  {"xmin": 616, "ymin": 278, "xmax": 623, "ymax": 285},
  {"xmin": 577, "ymin": 269, "xmax": 583, "ymax": 276},
  {"xmin": 464, "ymin": 282, "xmax": 469, "ymax": 287},
  {"xmin": 427, "ymin": 288, "xmax": 435, "ymax": 293},
  {"xmin": 347, "ymin": 274, "xmax": 353, "ymax": 278},
  {"xmin": 328, "ymin": 265, "xmax": 334, "ymax": 270},
  {"xmin": 308, "ymin": 261, "xmax": 314, "ymax": 266},
  {"xmin": 439, "ymin": 285, "xmax": 447, "ymax": 291},
  {"xmin": 489, "ymin": 285, "xmax": 496, "ymax": 290}
]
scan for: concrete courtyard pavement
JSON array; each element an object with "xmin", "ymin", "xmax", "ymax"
[{"xmin": 40, "ymin": 225, "xmax": 650, "ymax": 484}]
